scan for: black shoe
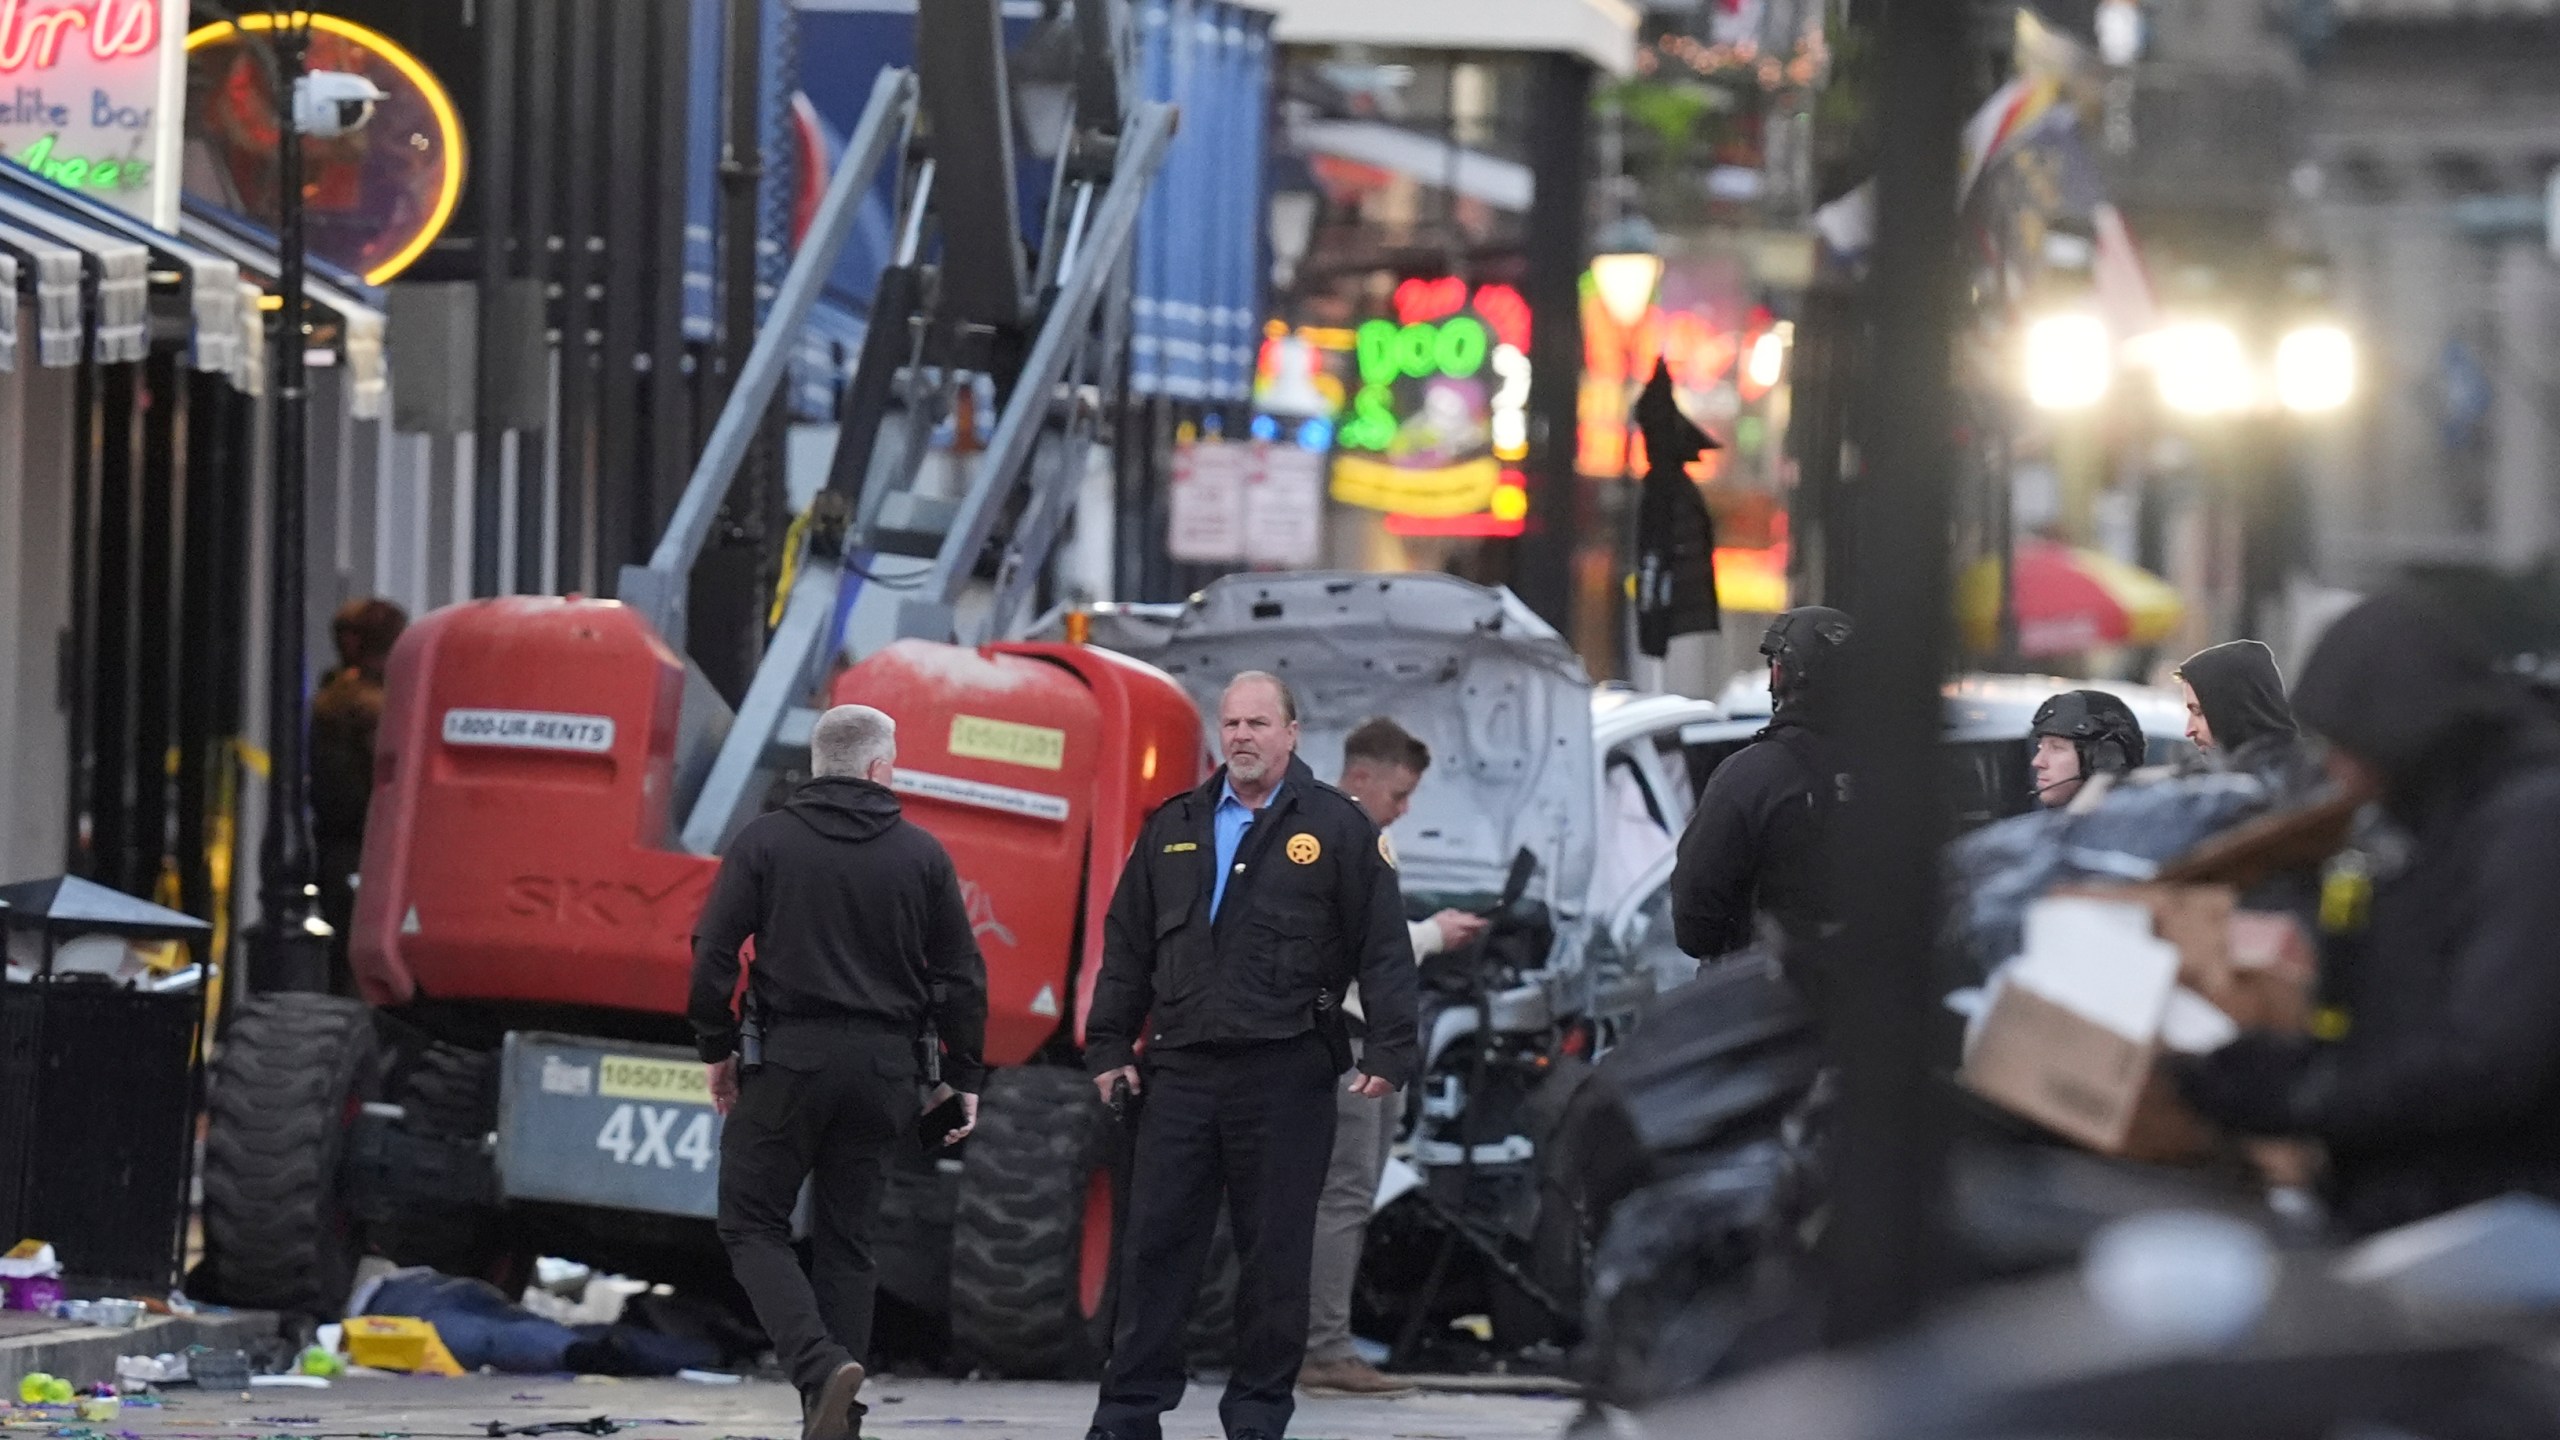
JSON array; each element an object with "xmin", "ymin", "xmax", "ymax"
[
  {"xmin": 801, "ymin": 1362, "xmax": 866, "ymax": 1440},
  {"xmin": 1230, "ymin": 1431, "xmax": 1278, "ymax": 1440}
]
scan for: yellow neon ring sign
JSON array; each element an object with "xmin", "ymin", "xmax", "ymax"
[{"xmin": 184, "ymin": 11, "xmax": 466, "ymax": 286}]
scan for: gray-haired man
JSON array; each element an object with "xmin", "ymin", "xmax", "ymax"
[{"xmin": 690, "ymin": 705, "xmax": 989, "ymax": 1440}]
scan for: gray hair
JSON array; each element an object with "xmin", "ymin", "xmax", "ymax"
[
  {"xmin": 1223, "ymin": 670, "xmax": 1299, "ymax": 723},
  {"xmin": 811, "ymin": 704, "xmax": 897, "ymax": 779}
]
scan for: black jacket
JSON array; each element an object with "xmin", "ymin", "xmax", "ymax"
[
  {"xmin": 1672, "ymin": 716, "xmax": 1843, "ymax": 960},
  {"xmin": 2178, "ymin": 594, "xmax": 2560, "ymax": 1234},
  {"xmin": 688, "ymin": 777, "xmax": 989, "ymax": 1091},
  {"xmin": 1085, "ymin": 754, "xmax": 1420, "ymax": 1089}
]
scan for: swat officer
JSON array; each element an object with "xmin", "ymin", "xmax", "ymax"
[
  {"xmin": 1672, "ymin": 606, "xmax": 1855, "ymax": 965},
  {"xmin": 690, "ymin": 705, "xmax": 989, "ymax": 1440},
  {"xmin": 2027, "ymin": 689, "xmax": 2147, "ymax": 808},
  {"xmin": 1084, "ymin": 672, "xmax": 1420, "ymax": 1440}
]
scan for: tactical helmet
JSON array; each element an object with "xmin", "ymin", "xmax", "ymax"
[
  {"xmin": 2029, "ymin": 689, "xmax": 2147, "ymax": 780},
  {"xmin": 1761, "ymin": 606, "xmax": 1855, "ymax": 708}
]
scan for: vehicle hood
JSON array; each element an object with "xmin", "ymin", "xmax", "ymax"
[{"xmin": 1099, "ymin": 572, "xmax": 1597, "ymax": 912}]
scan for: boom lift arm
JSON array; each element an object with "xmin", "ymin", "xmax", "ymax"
[{"xmin": 608, "ymin": 0, "xmax": 1175, "ymax": 855}]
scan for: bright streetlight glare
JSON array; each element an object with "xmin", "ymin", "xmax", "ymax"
[
  {"xmin": 2151, "ymin": 320, "xmax": 2254, "ymax": 416},
  {"xmin": 2274, "ymin": 324, "xmax": 2356, "ymax": 413},
  {"xmin": 2023, "ymin": 312, "xmax": 2113, "ymax": 411},
  {"xmin": 1591, "ymin": 249, "xmax": 1665, "ymax": 332},
  {"xmin": 1746, "ymin": 327, "xmax": 1789, "ymax": 390}
]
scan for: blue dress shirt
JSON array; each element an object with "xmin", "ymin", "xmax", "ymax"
[{"xmin": 1210, "ymin": 778, "xmax": 1280, "ymax": 919}]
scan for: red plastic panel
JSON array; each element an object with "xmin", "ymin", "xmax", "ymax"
[
  {"xmin": 352, "ymin": 598, "xmax": 708, "ymax": 1014},
  {"xmin": 997, "ymin": 645, "xmax": 1207, "ymax": 1046}
]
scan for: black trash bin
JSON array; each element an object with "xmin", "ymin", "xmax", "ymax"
[{"xmin": 0, "ymin": 876, "xmax": 212, "ymax": 1291}]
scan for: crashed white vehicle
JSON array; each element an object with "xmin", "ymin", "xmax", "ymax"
[{"xmin": 1055, "ymin": 572, "xmax": 1730, "ymax": 1344}]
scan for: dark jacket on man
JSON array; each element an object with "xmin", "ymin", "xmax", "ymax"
[
  {"xmin": 688, "ymin": 777, "xmax": 988, "ymax": 1090},
  {"xmin": 1085, "ymin": 754, "xmax": 1420, "ymax": 1089},
  {"xmin": 2177, "ymin": 595, "xmax": 2560, "ymax": 1235},
  {"xmin": 1672, "ymin": 713, "xmax": 1844, "ymax": 960}
]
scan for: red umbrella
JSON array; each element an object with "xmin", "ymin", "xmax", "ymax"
[{"xmin": 1959, "ymin": 540, "xmax": 2185, "ymax": 657}]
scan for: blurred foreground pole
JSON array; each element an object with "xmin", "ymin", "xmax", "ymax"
[{"xmin": 1823, "ymin": 0, "xmax": 1967, "ymax": 1345}]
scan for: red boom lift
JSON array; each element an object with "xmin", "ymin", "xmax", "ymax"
[{"xmin": 196, "ymin": 0, "xmax": 1209, "ymax": 1376}]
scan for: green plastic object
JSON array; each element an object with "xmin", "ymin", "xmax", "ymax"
[
  {"xmin": 17, "ymin": 1373, "xmax": 72, "ymax": 1405},
  {"xmin": 297, "ymin": 1346, "xmax": 344, "ymax": 1377}
]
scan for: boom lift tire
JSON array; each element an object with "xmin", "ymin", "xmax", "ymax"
[
  {"xmin": 199, "ymin": 994, "xmax": 381, "ymax": 1318},
  {"xmin": 949, "ymin": 1065, "xmax": 1119, "ymax": 1377},
  {"xmin": 948, "ymin": 1065, "xmax": 1242, "ymax": 1378},
  {"xmin": 368, "ymin": 1043, "xmax": 505, "ymax": 1276}
]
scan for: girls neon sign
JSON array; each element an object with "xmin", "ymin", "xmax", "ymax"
[
  {"xmin": 0, "ymin": 0, "xmax": 180, "ymax": 225},
  {"xmin": 0, "ymin": 0, "xmax": 157, "ymax": 73}
]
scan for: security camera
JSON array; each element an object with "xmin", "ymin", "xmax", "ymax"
[{"xmin": 292, "ymin": 71, "xmax": 386, "ymax": 139}]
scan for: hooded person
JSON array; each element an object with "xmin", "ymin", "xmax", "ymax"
[
  {"xmin": 2174, "ymin": 592, "xmax": 2560, "ymax": 1236},
  {"xmin": 2175, "ymin": 640, "xmax": 2313, "ymax": 781},
  {"xmin": 1671, "ymin": 607, "xmax": 1855, "ymax": 969}
]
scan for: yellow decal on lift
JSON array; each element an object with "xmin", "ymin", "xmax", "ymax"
[
  {"xmin": 599, "ymin": 1055, "xmax": 713, "ymax": 1106},
  {"xmin": 949, "ymin": 714, "xmax": 1067, "ymax": 771}
]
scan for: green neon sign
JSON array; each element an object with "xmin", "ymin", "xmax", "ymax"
[
  {"xmin": 1343, "ymin": 313, "xmax": 1491, "ymax": 453},
  {"xmin": 16, "ymin": 132, "xmax": 150, "ymax": 192}
]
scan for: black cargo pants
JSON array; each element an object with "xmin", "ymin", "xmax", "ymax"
[
  {"xmin": 716, "ymin": 1022, "xmax": 913, "ymax": 1397},
  {"xmin": 1091, "ymin": 1032, "xmax": 1339, "ymax": 1440}
]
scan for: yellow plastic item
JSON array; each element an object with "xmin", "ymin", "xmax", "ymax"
[
  {"xmin": 76, "ymin": 1395, "xmax": 120, "ymax": 1422},
  {"xmin": 343, "ymin": 1316, "xmax": 466, "ymax": 1376},
  {"xmin": 17, "ymin": 1373, "xmax": 55, "ymax": 1404}
]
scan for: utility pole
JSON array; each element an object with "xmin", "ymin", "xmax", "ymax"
[
  {"xmin": 688, "ymin": 0, "xmax": 772, "ymax": 703},
  {"xmin": 1823, "ymin": 0, "xmax": 1967, "ymax": 1345},
  {"xmin": 248, "ymin": 9, "xmax": 329, "ymax": 994}
]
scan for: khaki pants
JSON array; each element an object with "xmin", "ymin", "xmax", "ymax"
[{"xmin": 1305, "ymin": 1052, "xmax": 1398, "ymax": 1365}]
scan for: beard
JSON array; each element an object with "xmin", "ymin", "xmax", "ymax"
[{"xmin": 1227, "ymin": 749, "xmax": 1270, "ymax": 783}]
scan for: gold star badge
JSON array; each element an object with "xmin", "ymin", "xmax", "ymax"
[
  {"xmin": 1378, "ymin": 834, "xmax": 1399, "ymax": 869},
  {"xmin": 1286, "ymin": 833, "xmax": 1322, "ymax": 865}
]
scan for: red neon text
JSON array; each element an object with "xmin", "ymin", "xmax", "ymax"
[{"xmin": 0, "ymin": 0, "xmax": 158, "ymax": 75}]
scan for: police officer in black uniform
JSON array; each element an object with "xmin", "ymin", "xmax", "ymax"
[
  {"xmin": 1672, "ymin": 606, "xmax": 1855, "ymax": 968},
  {"xmin": 1084, "ymin": 672, "xmax": 1420, "ymax": 1440}
]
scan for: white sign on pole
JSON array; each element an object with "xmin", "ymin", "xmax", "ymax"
[
  {"xmin": 1245, "ymin": 442, "xmax": 1324, "ymax": 568},
  {"xmin": 0, "ymin": 0, "xmax": 189, "ymax": 228},
  {"xmin": 1167, "ymin": 436, "xmax": 1246, "ymax": 564}
]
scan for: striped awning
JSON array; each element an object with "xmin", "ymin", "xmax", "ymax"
[{"xmin": 1130, "ymin": 0, "xmax": 1275, "ymax": 401}]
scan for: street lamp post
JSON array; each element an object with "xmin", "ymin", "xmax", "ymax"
[
  {"xmin": 1592, "ymin": 214, "xmax": 1664, "ymax": 679},
  {"xmin": 245, "ymin": 9, "xmax": 332, "ymax": 995},
  {"xmin": 228, "ymin": 11, "xmax": 382, "ymax": 994}
]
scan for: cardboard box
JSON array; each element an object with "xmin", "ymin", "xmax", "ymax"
[
  {"xmin": 1960, "ymin": 895, "xmax": 2218, "ymax": 1161},
  {"xmin": 2055, "ymin": 883, "xmax": 2313, "ymax": 1034}
]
